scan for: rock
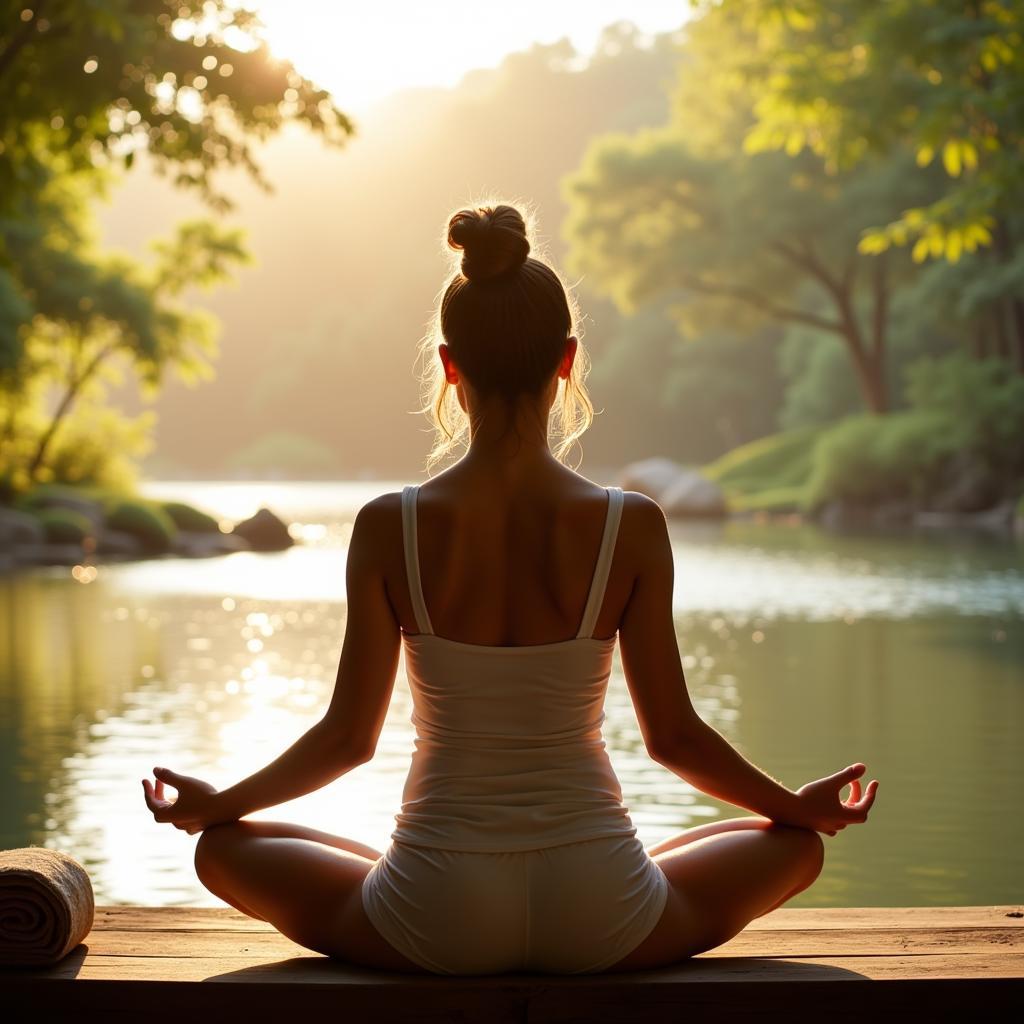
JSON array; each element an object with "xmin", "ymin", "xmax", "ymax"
[
  {"xmin": 660, "ymin": 472, "xmax": 728, "ymax": 518},
  {"xmin": 620, "ymin": 458, "xmax": 726, "ymax": 518},
  {"xmin": 95, "ymin": 528, "xmax": 145, "ymax": 557},
  {"xmin": 230, "ymin": 508, "xmax": 294, "ymax": 551},
  {"xmin": 174, "ymin": 530, "xmax": 250, "ymax": 558},
  {"xmin": 29, "ymin": 493, "xmax": 105, "ymax": 534},
  {"xmin": 620, "ymin": 458, "xmax": 688, "ymax": 500},
  {"xmin": 0, "ymin": 507, "xmax": 46, "ymax": 548}
]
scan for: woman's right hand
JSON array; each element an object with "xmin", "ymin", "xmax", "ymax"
[{"xmin": 789, "ymin": 763, "xmax": 879, "ymax": 836}]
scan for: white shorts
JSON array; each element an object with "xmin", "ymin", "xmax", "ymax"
[{"xmin": 361, "ymin": 834, "xmax": 669, "ymax": 975}]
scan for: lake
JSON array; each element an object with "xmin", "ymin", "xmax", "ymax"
[{"xmin": 1, "ymin": 480, "xmax": 1022, "ymax": 908}]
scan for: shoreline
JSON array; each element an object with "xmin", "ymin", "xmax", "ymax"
[{"xmin": 3, "ymin": 500, "xmax": 1021, "ymax": 576}]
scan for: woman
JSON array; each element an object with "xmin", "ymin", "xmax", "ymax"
[{"xmin": 142, "ymin": 203, "xmax": 878, "ymax": 975}]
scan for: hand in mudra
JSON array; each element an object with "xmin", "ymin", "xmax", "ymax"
[
  {"xmin": 794, "ymin": 763, "xmax": 879, "ymax": 836},
  {"xmin": 142, "ymin": 766, "xmax": 232, "ymax": 835}
]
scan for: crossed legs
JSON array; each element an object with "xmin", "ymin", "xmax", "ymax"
[
  {"xmin": 603, "ymin": 816, "xmax": 825, "ymax": 972},
  {"xmin": 192, "ymin": 820, "xmax": 431, "ymax": 972},
  {"xmin": 193, "ymin": 815, "xmax": 823, "ymax": 975}
]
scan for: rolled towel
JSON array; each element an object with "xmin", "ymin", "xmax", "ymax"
[{"xmin": 0, "ymin": 847, "xmax": 94, "ymax": 967}]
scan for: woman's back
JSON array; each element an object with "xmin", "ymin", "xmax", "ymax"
[
  {"xmin": 393, "ymin": 470, "xmax": 636, "ymax": 647},
  {"xmin": 391, "ymin": 481, "xmax": 641, "ymax": 852}
]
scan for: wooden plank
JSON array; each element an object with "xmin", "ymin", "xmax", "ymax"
[
  {"xmin": 86, "ymin": 904, "xmax": 1024, "ymax": 933},
  {"xmin": 711, "ymin": 926, "xmax": 1023, "ymax": 957},
  {"xmin": 70, "ymin": 924, "xmax": 1023, "ymax": 960},
  {"xmin": 90, "ymin": 906, "xmax": 268, "ymax": 932},
  {"xmin": 749, "ymin": 905, "xmax": 1024, "ymax": 930},
  {"xmin": 3, "ymin": 905, "xmax": 1021, "ymax": 1024}
]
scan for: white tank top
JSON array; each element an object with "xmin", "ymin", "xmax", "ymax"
[{"xmin": 390, "ymin": 483, "xmax": 639, "ymax": 852}]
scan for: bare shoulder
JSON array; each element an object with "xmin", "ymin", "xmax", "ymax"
[
  {"xmin": 620, "ymin": 488, "xmax": 666, "ymax": 523},
  {"xmin": 349, "ymin": 491, "xmax": 404, "ymax": 561},
  {"xmin": 618, "ymin": 489, "xmax": 670, "ymax": 562}
]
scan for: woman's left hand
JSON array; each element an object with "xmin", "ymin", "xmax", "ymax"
[{"xmin": 142, "ymin": 766, "xmax": 235, "ymax": 835}]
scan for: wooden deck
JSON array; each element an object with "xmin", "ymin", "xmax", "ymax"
[{"xmin": 3, "ymin": 905, "xmax": 1021, "ymax": 1021}]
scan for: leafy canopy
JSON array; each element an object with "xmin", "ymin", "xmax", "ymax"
[{"xmin": 695, "ymin": 0, "xmax": 1024, "ymax": 264}]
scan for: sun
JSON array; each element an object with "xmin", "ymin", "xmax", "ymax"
[
  {"xmin": 249, "ymin": 0, "xmax": 475, "ymax": 115},
  {"xmin": 246, "ymin": 1, "xmax": 690, "ymax": 116}
]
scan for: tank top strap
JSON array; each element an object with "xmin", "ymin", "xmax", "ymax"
[
  {"xmin": 402, "ymin": 485, "xmax": 434, "ymax": 635},
  {"xmin": 575, "ymin": 486, "xmax": 624, "ymax": 640}
]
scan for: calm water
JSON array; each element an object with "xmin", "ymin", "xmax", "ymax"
[{"xmin": 1, "ymin": 480, "xmax": 1022, "ymax": 908}]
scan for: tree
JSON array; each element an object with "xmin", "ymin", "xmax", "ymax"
[
  {"xmin": 701, "ymin": 0, "xmax": 1024, "ymax": 365},
  {"xmin": 563, "ymin": 8, "xmax": 942, "ymax": 414},
  {"xmin": 0, "ymin": 0, "xmax": 353, "ymax": 487},
  {"xmin": 0, "ymin": 0, "xmax": 351, "ymax": 213}
]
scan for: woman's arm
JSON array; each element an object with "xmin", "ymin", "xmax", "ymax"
[
  {"xmin": 143, "ymin": 495, "xmax": 403, "ymax": 831},
  {"xmin": 618, "ymin": 493, "xmax": 877, "ymax": 834},
  {"xmin": 219, "ymin": 495, "xmax": 403, "ymax": 817},
  {"xmin": 214, "ymin": 720, "xmax": 371, "ymax": 820}
]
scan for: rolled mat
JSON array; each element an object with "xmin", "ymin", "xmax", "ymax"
[{"xmin": 0, "ymin": 847, "xmax": 94, "ymax": 967}]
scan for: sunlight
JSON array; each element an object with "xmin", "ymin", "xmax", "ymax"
[{"xmin": 248, "ymin": 0, "xmax": 689, "ymax": 112}]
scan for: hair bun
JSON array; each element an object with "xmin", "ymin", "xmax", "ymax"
[{"xmin": 447, "ymin": 205, "xmax": 531, "ymax": 282}]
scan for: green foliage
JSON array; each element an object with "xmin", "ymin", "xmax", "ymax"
[
  {"xmin": 903, "ymin": 352, "xmax": 1024, "ymax": 478},
  {"xmin": 777, "ymin": 331, "xmax": 865, "ymax": 428},
  {"xmin": 587, "ymin": 302, "xmax": 785, "ymax": 464},
  {"xmin": 804, "ymin": 353, "xmax": 1024, "ymax": 510},
  {"xmin": 0, "ymin": 0, "xmax": 353, "ymax": 215},
  {"xmin": 161, "ymin": 501, "xmax": 220, "ymax": 533},
  {"xmin": 805, "ymin": 411, "xmax": 957, "ymax": 510},
  {"xmin": 0, "ymin": 0, "xmax": 352, "ymax": 488},
  {"xmin": 563, "ymin": 2, "xmax": 950, "ymax": 417},
  {"xmin": 702, "ymin": 426, "xmax": 819, "ymax": 493},
  {"xmin": 43, "ymin": 405, "xmax": 154, "ymax": 491},
  {"xmin": 105, "ymin": 499, "xmax": 178, "ymax": 553},
  {"xmin": 703, "ymin": 0, "xmax": 1024, "ymax": 264},
  {"xmin": 34, "ymin": 507, "xmax": 93, "ymax": 545}
]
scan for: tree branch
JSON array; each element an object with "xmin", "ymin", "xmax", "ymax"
[
  {"xmin": 28, "ymin": 334, "xmax": 118, "ymax": 480},
  {"xmin": 870, "ymin": 252, "xmax": 888, "ymax": 360},
  {"xmin": 681, "ymin": 274, "xmax": 844, "ymax": 333},
  {"xmin": 770, "ymin": 238, "xmax": 845, "ymax": 299}
]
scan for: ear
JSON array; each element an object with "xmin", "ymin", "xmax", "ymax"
[
  {"xmin": 439, "ymin": 343, "xmax": 459, "ymax": 385},
  {"xmin": 558, "ymin": 336, "xmax": 578, "ymax": 379}
]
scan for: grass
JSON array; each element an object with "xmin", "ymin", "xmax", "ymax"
[{"xmin": 701, "ymin": 426, "xmax": 820, "ymax": 513}]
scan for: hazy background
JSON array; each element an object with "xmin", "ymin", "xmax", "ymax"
[{"xmin": 96, "ymin": 16, "xmax": 690, "ymax": 478}]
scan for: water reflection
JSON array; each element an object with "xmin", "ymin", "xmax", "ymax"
[{"xmin": 1, "ymin": 481, "xmax": 1022, "ymax": 908}]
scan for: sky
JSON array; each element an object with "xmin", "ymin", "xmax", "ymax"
[{"xmin": 250, "ymin": 0, "xmax": 691, "ymax": 112}]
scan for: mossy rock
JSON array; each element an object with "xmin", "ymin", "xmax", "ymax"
[
  {"xmin": 34, "ymin": 507, "xmax": 94, "ymax": 545},
  {"xmin": 105, "ymin": 499, "xmax": 178, "ymax": 553},
  {"xmin": 160, "ymin": 501, "xmax": 221, "ymax": 534},
  {"xmin": 14, "ymin": 482, "xmax": 91, "ymax": 512}
]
